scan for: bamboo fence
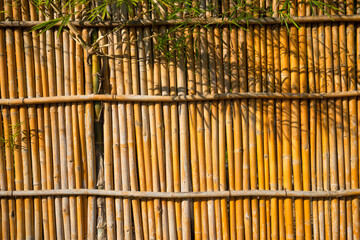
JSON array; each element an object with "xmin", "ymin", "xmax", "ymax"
[{"xmin": 1, "ymin": 0, "xmax": 360, "ymax": 239}]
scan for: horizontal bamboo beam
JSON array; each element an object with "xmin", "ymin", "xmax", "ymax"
[
  {"xmin": 1, "ymin": 14, "xmax": 360, "ymax": 28},
  {"xmin": 1, "ymin": 189, "xmax": 360, "ymax": 198},
  {"xmin": 1, "ymin": 91, "xmax": 360, "ymax": 106}
]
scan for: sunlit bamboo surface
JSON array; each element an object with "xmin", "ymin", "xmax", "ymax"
[{"xmin": 0, "ymin": 0, "xmax": 359, "ymax": 239}]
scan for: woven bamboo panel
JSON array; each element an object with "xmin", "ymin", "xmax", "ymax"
[{"xmin": 0, "ymin": 0, "xmax": 359, "ymax": 239}]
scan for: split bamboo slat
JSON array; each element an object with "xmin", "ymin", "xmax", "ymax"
[{"xmin": 2, "ymin": 0, "xmax": 360, "ymax": 239}]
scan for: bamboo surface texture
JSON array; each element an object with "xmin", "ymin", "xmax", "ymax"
[{"xmin": 1, "ymin": 0, "xmax": 360, "ymax": 239}]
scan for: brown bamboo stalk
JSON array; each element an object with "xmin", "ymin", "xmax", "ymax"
[
  {"xmin": 338, "ymin": 0, "xmax": 352, "ymax": 238},
  {"xmin": 0, "ymin": 110, "xmax": 9, "ymax": 240},
  {"xmin": 213, "ymin": 26, "xmax": 224, "ymax": 239},
  {"xmin": 4, "ymin": 1, "xmax": 25, "ymax": 238}
]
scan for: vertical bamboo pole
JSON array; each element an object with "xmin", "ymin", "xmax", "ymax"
[
  {"xmin": 11, "ymin": 0, "xmax": 34, "ymax": 238},
  {"xmin": 222, "ymin": 14, "xmax": 234, "ymax": 240},
  {"xmin": 0, "ymin": 2, "xmax": 14, "ymax": 238},
  {"xmin": 317, "ymin": 4, "xmax": 332, "ymax": 239},
  {"xmin": 64, "ymin": 19, "xmax": 78, "ymax": 240},
  {"xmin": 31, "ymin": 4, "xmax": 50, "ymax": 239},
  {"xmin": 121, "ymin": 25, "xmax": 145, "ymax": 240},
  {"xmin": 103, "ymin": 28, "xmax": 115, "ymax": 240},
  {"xmin": 266, "ymin": 4, "xmax": 278, "ymax": 239},
  {"xmin": 306, "ymin": 1, "xmax": 319, "ymax": 239},
  {"xmin": 114, "ymin": 25, "xmax": 132, "ymax": 240},
  {"xmin": 312, "ymin": 11, "xmax": 325, "ymax": 239},
  {"xmin": 213, "ymin": 26, "xmax": 223, "ymax": 240},
  {"xmin": 21, "ymin": 2, "xmax": 43, "ymax": 239},
  {"xmin": 53, "ymin": 3, "xmax": 71, "ymax": 238},
  {"xmin": 245, "ymin": 1, "xmax": 259, "ymax": 236},
  {"xmin": 137, "ymin": 22, "xmax": 163, "ymax": 240},
  {"xmin": 240, "ymin": 4, "xmax": 252, "ymax": 240},
  {"xmin": 4, "ymin": 1, "xmax": 25, "ymax": 239},
  {"xmin": 161, "ymin": 27, "xmax": 182, "ymax": 240},
  {"xmin": 129, "ymin": 24, "xmax": 155, "ymax": 240},
  {"xmin": 201, "ymin": 24, "xmax": 214, "ymax": 240},
  {"xmin": 0, "ymin": 10, "xmax": 10, "ymax": 237},
  {"xmin": 329, "ymin": 1, "xmax": 344, "ymax": 238},
  {"xmin": 253, "ymin": 1, "xmax": 266, "ymax": 238},
  {"xmin": 272, "ymin": 1, "xmax": 285, "ymax": 239},
  {"xmin": 338, "ymin": 0, "xmax": 352, "ymax": 238},
  {"xmin": 206, "ymin": 25, "xmax": 219, "ymax": 240},
  {"xmin": 279, "ymin": 0, "xmax": 294, "ymax": 238},
  {"xmin": 111, "ymin": 26, "xmax": 124, "ymax": 240},
  {"xmin": 38, "ymin": 6, "xmax": 56, "ymax": 239},
  {"xmin": 190, "ymin": 26, "xmax": 204, "ymax": 240},
  {"xmin": 289, "ymin": 1, "xmax": 305, "ymax": 239},
  {"xmin": 173, "ymin": 29, "xmax": 191, "ymax": 240}
]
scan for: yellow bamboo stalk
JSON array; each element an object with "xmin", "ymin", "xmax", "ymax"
[
  {"xmin": 206, "ymin": 26, "xmax": 219, "ymax": 240},
  {"xmin": 272, "ymin": 2, "xmax": 285, "ymax": 238},
  {"xmin": 306, "ymin": 1, "xmax": 319, "ymax": 239},
  {"xmin": 289, "ymin": 1, "xmax": 305, "ymax": 239},
  {"xmin": 11, "ymin": 1, "xmax": 34, "ymax": 238},
  {"xmin": 64, "ymin": 20, "xmax": 78, "ymax": 240},
  {"xmin": 0, "ymin": 22, "xmax": 10, "ymax": 239},
  {"xmin": 223, "ymin": 23, "xmax": 234, "ymax": 240},
  {"xmin": 338, "ymin": 0, "xmax": 352, "ymax": 238},
  {"xmin": 190, "ymin": 26, "xmax": 204, "ymax": 240},
  {"xmin": 0, "ymin": 2, "xmax": 14, "ymax": 239},
  {"xmin": 279, "ymin": 1, "xmax": 294, "ymax": 238},
  {"xmin": 4, "ymin": 1, "xmax": 25, "ymax": 239},
  {"xmin": 121, "ymin": 21, "xmax": 144, "ymax": 240},
  {"xmin": 201, "ymin": 25, "xmax": 214, "ymax": 240},
  {"xmin": 214, "ymin": 26, "xmax": 223, "ymax": 239}
]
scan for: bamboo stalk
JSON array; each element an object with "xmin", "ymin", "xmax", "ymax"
[
  {"xmin": 306, "ymin": 1, "xmax": 319, "ymax": 239},
  {"xmin": 4, "ymin": 1, "xmax": 25, "ymax": 239},
  {"xmin": 121, "ymin": 13, "xmax": 144, "ymax": 239},
  {"xmin": 190, "ymin": 26, "xmax": 204, "ymax": 240},
  {"xmin": 289, "ymin": 1, "xmax": 305, "ymax": 238},
  {"xmin": 338, "ymin": 0, "xmax": 353, "ymax": 238},
  {"xmin": 0, "ymin": 14, "xmax": 10, "ymax": 238}
]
